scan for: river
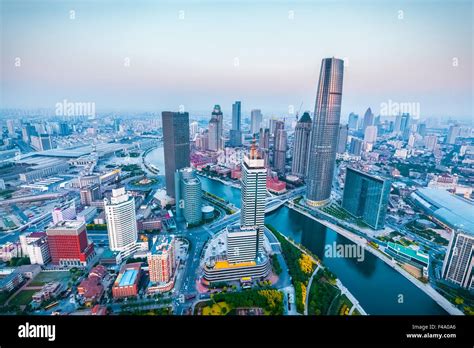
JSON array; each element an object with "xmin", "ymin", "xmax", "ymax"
[{"xmin": 147, "ymin": 149, "xmax": 447, "ymax": 314}]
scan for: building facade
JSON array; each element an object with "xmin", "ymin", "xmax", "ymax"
[
  {"xmin": 342, "ymin": 167, "xmax": 391, "ymax": 230},
  {"xmin": 291, "ymin": 112, "xmax": 312, "ymax": 177}
]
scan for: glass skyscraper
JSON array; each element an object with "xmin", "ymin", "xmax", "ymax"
[
  {"xmin": 306, "ymin": 57, "xmax": 344, "ymax": 206},
  {"xmin": 342, "ymin": 167, "xmax": 391, "ymax": 230},
  {"xmin": 162, "ymin": 111, "xmax": 190, "ymax": 197}
]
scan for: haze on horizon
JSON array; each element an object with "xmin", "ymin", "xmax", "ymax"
[{"xmin": 0, "ymin": 0, "xmax": 472, "ymax": 120}]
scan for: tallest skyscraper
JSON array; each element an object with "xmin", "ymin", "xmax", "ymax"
[{"xmin": 306, "ymin": 57, "xmax": 344, "ymax": 207}]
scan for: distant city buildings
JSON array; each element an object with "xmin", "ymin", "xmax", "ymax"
[
  {"xmin": 364, "ymin": 125, "xmax": 378, "ymax": 144},
  {"xmin": 162, "ymin": 111, "xmax": 190, "ymax": 197},
  {"xmin": 362, "ymin": 107, "xmax": 374, "ymax": 132},
  {"xmin": 306, "ymin": 57, "xmax": 344, "ymax": 207},
  {"xmin": 208, "ymin": 105, "xmax": 224, "ymax": 151},
  {"xmin": 342, "ymin": 167, "xmax": 391, "ymax": 230},
  {"xmin": 273, "ymin": 122, "xmax": 287, "ymax": 174},
  {"xmin": 348, "ymin": 112, "xmax": 359, "ymax": 130},
  {"xmin": 230, "ymin": 101, "xmax": 242, "ymax": 147}
]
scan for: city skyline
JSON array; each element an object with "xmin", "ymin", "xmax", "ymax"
[{"xmin": 1, "ymin": 1, "xmax": 472, "ymax": 119}]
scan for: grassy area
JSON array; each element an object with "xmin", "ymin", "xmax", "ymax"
[
  {"xmin": 266, "ymin": 224, "xmax": 316, "ymax": 314},
  {"xmin": 307, "ymin": 269, "xmax": 340, "ymax": 315},
  {"xmin": 202, "ymin": 301, "xmax": 231, "ymax": 316},
  {"xmin": 327, "ymin": 294, "xmax": 353, "ymax": 315},
  {"xmin": 30, "ymin": 271, "xmax": 70, "ymax": 286},
  {"xmin": 319, "ymin": 204, "xmax": 351, "ymax": 221},
  {"xmin": 9, "ymin": 290, "xmax": 36, "ymax": 306},
  {"xmin": 206, "ymin": 289, "xmax": 284, "ymax": 315}
]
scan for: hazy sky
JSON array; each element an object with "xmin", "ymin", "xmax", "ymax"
[{"xmin": 1, "ymin": 0, "xmax": 472, "ymax": 120}]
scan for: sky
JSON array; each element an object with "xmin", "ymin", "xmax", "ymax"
[{"xmin": 0, "ymin": 0, "xmax": 473, "ymax": 120}]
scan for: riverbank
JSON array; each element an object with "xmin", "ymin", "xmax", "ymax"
[
  {"xmin": 287, "ymin": 203, "xmax": 463, "ymax": 316},
  {"xmin": 195, "ymin": 172, "xmax": 241, "ymax": 189},
  {"xmin": 267, "ymin": 224, "xmax": 367, "ymax": 316}
]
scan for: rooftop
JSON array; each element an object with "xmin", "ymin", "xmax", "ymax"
[
  {"xmin": 387, "ymin": 242, "xmax": 429, "ymax": 264},
  {"xmin": 118, "ymin": 269, "xmax": 138, "ymax": 287}
]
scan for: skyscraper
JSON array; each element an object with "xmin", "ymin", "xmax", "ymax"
[
  {"xmin": 342, "ymin": 167, "xmax": 391, "ymax": 230},
  {"xmin": 259, "ymin": 127, "xmax": 270, "ymax": 167},
  {"xmin": 230, "ymin": 101, "xmax": 242, "ymax": 147},
  {"xmin": 362, "ymin": 107, "xmax": 374, "ymax": 132},
  {"xmin": 241, "ymin": 139, "xmax": 266, "ymax": 254},
  {"xmin": 162, "ymin": 111, "xmax": 190, "ymax": 197},
  {"xmin": 104, "ymin": 187, "xmax": 139, "ymax": 259},
  {"xmin": 400, "ymin": 113, "xmax": 410, "ymax": 134},
  {"xmin": 291, "ymin": 112, "xmax": 312, "ymax": 177},
  {"xmin": 208, "ymin": 105, "xmax": 224, "ymax": 151},
  {"xmin": 349, "ymin": 138, "xmax": 363, "ymax": 156},
  {"xmin": 175, "ymin": 167, "xmax": 202, "ymax": 225},
  {"xmin": 336, "ymin": 124, "xmax": 349, "ymax": 154},
  {"xmin": 306, "ymin": 57, "xmax": 344, "ymax": 206},
  {"xmin": 273, "ymin": 125, "xmax": 287, "ymax": 174},
  {"xmin": 250, "ymin": 109, "xmax": 263, "ymax": 135}
]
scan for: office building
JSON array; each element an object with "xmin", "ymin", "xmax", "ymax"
[
  {"xmin": 227, "ymin": 225, "xmax": 259, "ymax": 264},
  {"xmin": 46, "ymin": 220, "xmax": 95, "ymax": 267},
  {"xmin": 208, "ymin": 105, "xmax": 224, "ymax": 151},
  {"xmin": 292, "ymin": 112, "xmax": 312, "ymax": 176},
  {"xmin": 230, "ymin": 101, "xmax": 242, "ymax": 147},
  {"xmin": 251, "ymin": 109, "xmax": 263, "ymax": 135},
  {"xmin": 52, "ymin": 203, "xmax": 77, "ymax": 224},
  {"xmin": 337, "ymin": 124, "xmax": 349, "ymax": 154},
  {"xmin": 147, "ymin": 235, "xmax": 176, "ymax": 285},
  {"xmin": 349, "ymin": 138, "xmax": 363, "ymax": 156},
  {"xmin": 104, "ymin": 187, "xmax": 139, "ymax": 259},
  {"xmin": 273, "ymin": 126, "xmax": 287, "ymax": 173},
  {"xmin": 190, "ymin": 121, "xmax": 199, "ymax": 138},
  {"xmin": 175, "ymin": 167, "xmax": 202, "ymax": 225},
  {"xmin": 241, "ymin": 139, "xmax": 266, "ymax": 253},
  {"xmin": 162, "ymin": 111, "xmax": 190, "ymax": 197},
  {"xmin": 442, "ymin": 230, "xmax": 473, "ymax": 290},
  {"xmin": 259, "ymin": 127, "xmax": 270, "ymax": 167},
  {"xmin": 306, "ymin": 57, "xmax": 344, "ymax": 206},
  {"xmin": 364, "ymin": 125, "xmax": 378, "ymax": 144},
  {"xmin": 400, "ymin": 113, "xmax": 410, "ymax": 134},
  {"xmin": 342, "ymin": 167, "xmax": 391, "ymax": 230},
  {"xmin": 80, "ymin": 184, "xmax": 101, "ymax": 205}
]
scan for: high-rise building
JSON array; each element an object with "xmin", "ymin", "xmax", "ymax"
[
  {"xmin": 442, "ymin": 230, "xmax": 474, "ymax": 290},
  {"xmin": 336, "ymin": 124, "xmax": 349, "ymax": 154},
  {"xmin": 46, "ymin": 220, "xmax": 95, "ymax": 267},
  {"xmin": 113, "ymin": 119, "xmax": 121, "ymax": 132},
  {"xmin": 394, "ymin": 115, "xmax": 402, "ymax": 133},
  {"xmin": 362, "ymin": 107, "xmax": 374, "ymax": 132},
  {"xmin": 306, "ymin": 57, "xmax": 344, "ymax": 206},
  {"xmin": 250, "ymin": 109, "xmax": 263, "ymax": 135},
  {"xmin": 104, "ymin": 187, "xmax": 138, "ymax": 259},
  {"xmin": 417, "ymin": 123, "xmax": 427, "ymax": 137},
  {"xmin": 364, "ymin": 125, "xmax": 378, "ymax": 144},
  {"xmin": 446, "ymin": 125, "xmax": 460, "ymax": 145},
  {"xmin": 400, "ymin": 113, "xmax": 410, "ymax": 134},
  {"xmin": 259, "ymin": 127, "xmax": 270, "ymax": 167},
  {"xmin": 30, "ymin": 134, "xmax": 53, "ymax": 151},
  {"xmin": 348, "ymin": 113, "xmax": 359, "ymax": 130},
  {"xmin": 190, "ymin": 121, "xmax": 199, "ymax": 139},
  {"xmin": 21, "ymin": 124, "xmax": 37, "ymax": 143},
  {"xmin": 273, "ymin": 126, "xmax": 287, "ymax": 174},
  {"xmin": 208, "ymin": 105, "xmax": 224, "ymax": 151},
  {"xmin": 227, "ymin": 225, "xmax": 259, "ymax": 264},
  {"xmin": 230, "ymin": 101, "xmax": 242, "ymax": 147},
  {"xmin": 241, "ymin": 139, "xmax": 266, "ymax": 253},
  {"xmin": 147, "ymin": 235, "xmax": 176, "ymax": 284},
  {"xmin": 162, "ymin": 111, "xmax": 190, "ymax": 197},
  {"xmin": 342, "ymin": 167, "xmax": 391, "ymax": 230},
  {"xmin": 6, "ymin": 119, "xmax": 15, "ymax": 136},
  {"xmin": 291, "ymin": 112, "xmax": 312, "ymax": 176},
  {"xmin": 175, "ymin": 167, "xmax": 202, "ymax": 225}
]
